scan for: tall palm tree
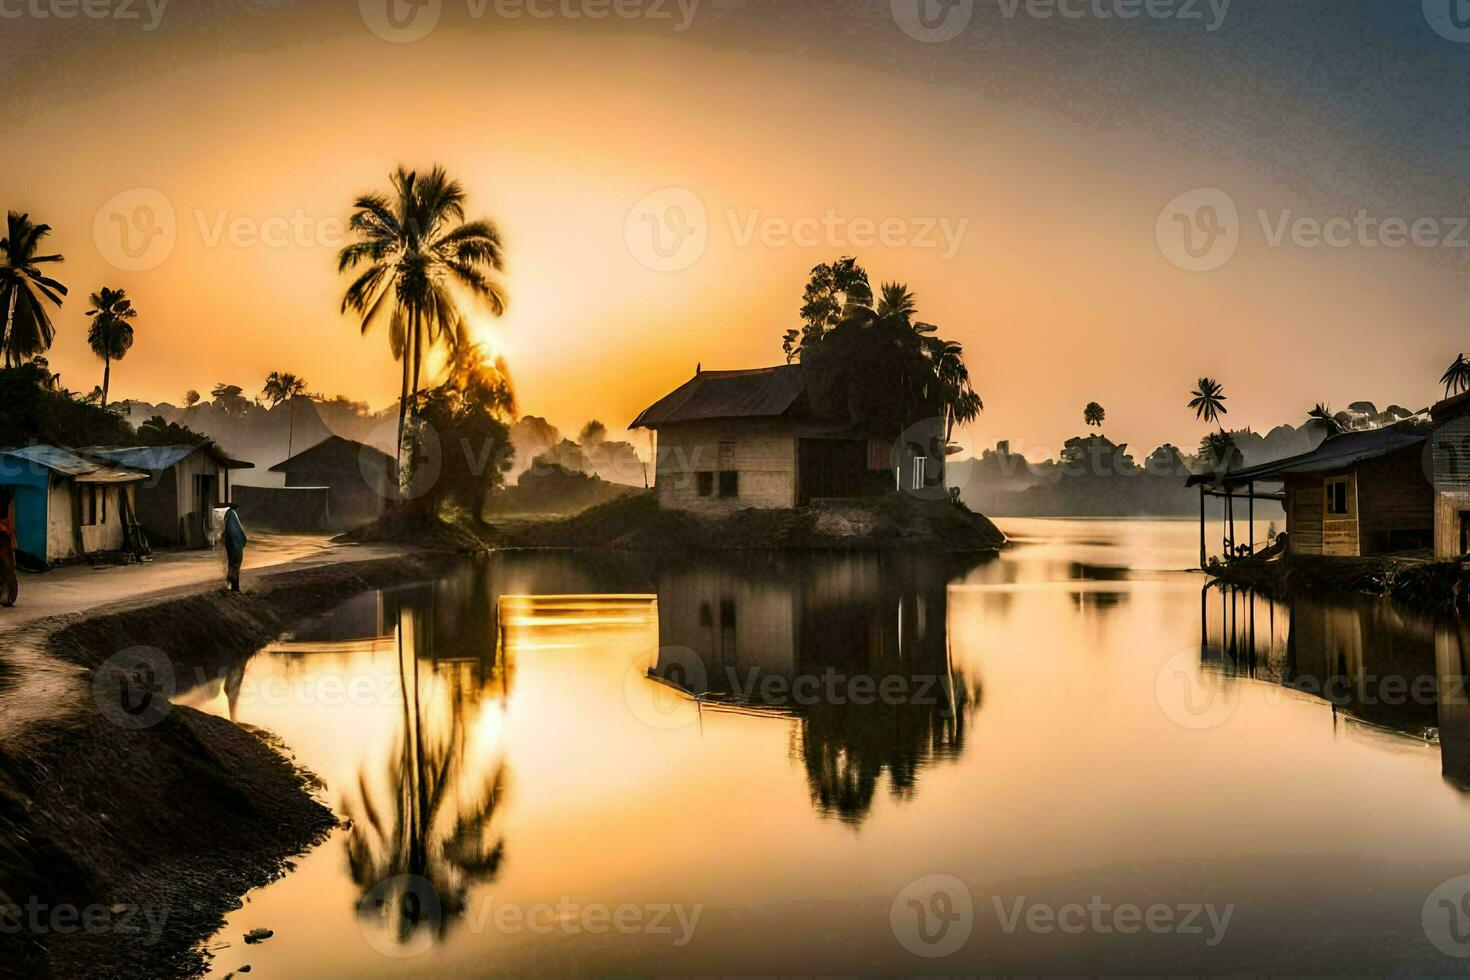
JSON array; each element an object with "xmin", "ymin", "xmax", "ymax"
[
  {"xmin": 1188, "ymin": 378, "xmax": 1228, "ymax": 425},
  {"xmin": 0, "ymin": 211, "xmax": 67, "ymax": 368},
  {"xmin": 84, "ymin": 287, "xmax": 137, "ymax": 408},
  {"xmin": 1442, "ymin": 354, "xmax": 1470, "ymax": 399},
  {"xmin": 263, "ymin": 370, "xmax": 310, "ymax": 458},
  {"xmin": 925, "ymin": 337, "xmax": 983, "ymax": 442},
  {"xmin": 338, "ymin": 166, "xmax": 508, "ymax": 454},
  {"xmin": 1084, "ymin": 402, "xmax": 1106, "ymax": 429},
  {"xmin": 1306, "ymin": 403, "xmax": 1344, "ymax": 436}
]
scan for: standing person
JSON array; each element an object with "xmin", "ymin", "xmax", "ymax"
[
  {"xmin": 222, "ymin": 502, "xmax": 247, "ymax": 593},
  {"xmin": 0, "ymin": 488, "xmax": 16, "ymax": 608}
]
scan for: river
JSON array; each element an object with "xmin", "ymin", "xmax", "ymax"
[{"xmin": 181, "ymin": 518, "xmax": 1470, "ymax": 975}]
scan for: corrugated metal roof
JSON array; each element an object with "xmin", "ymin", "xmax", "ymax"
[
  {"xmin": 630, "ymin": 365, "xmax": 807, "ymax": 428},
  {"xmin": 1187, "ymin": 421, "xmax": 1430, "ymax": 489},
  {"xmin": 0, "ymin": 445, "xmax": 148, "ymax": 483},
  {"xmin": 270, "ymin": 435, "xmax": 395, "ymax": 472},
  {"xmin": 82, "ymin": 444, "xmax": 254, "ymax": 472}
]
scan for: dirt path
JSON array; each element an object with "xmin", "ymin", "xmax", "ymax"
[{"xmin": 0, "ymin": 535, "xmax": 406, "ymax": 743}]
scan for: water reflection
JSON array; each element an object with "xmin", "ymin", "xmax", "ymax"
[
  {"xmin": 1202, "ymin": 582, "xmax": 1470, "ymax": 789},
  {"xmin": 650, "ymin": 554, "xmax": 982, "ymax": 823}
]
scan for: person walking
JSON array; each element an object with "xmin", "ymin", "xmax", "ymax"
[
  {"xmin": 0, "ymin": 488, "xmax": 17, "ymax": 608},
  {"xmin": 222, "ymin": 502, "xmax": 248, "ymax": 593}
]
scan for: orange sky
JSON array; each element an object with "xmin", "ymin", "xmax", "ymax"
[{"xmin": 7, "ymin": 4, "xmax": 1469, "ymax": 458}]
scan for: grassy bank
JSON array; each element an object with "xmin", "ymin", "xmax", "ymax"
[
  {"xmin": 499, "ymin": 492, "xmax": 1008, "ymax": 553},
  {"xmin": 0, "ymin": 550, "xmax": 461, "ymax": 979}
]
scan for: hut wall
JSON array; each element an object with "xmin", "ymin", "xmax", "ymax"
[
  {"xmin": 655, "ymin": 419, "xmax": 798, "ymax": 513},
  {"xmin": 134, "ymin": 466, "xmax": 180, "ymax": 547},
  {"xmin": 1355, "ymin": 447, "xmax": 1433, "ymax": 553},
  {"xmin": 1435, "ymin": 491, "xmax": 1470, "ymax": 558},
  {"xmin": 1285, "ymin": 474, "xmax": 1326, "ymax": 556}
]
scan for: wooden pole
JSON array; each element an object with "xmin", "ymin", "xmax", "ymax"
[
  {"xmin": 1199, "ymin": 485, "xmax": 1207, "ymax": 569},
  {"xmin": 1249, "ymin": 481, "xmax": 1255, "ymax": 556}
]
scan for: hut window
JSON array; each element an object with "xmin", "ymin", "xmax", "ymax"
[
  {"xmin": 911, "ymin": 456, "xmax": 928, "ymax": 490},
  {"xmin": 1326, "ymin": 478, "xmax": 1349, "ymax": 516},
  {"xmin": 718, "ymin": 442, "xmax": 735, "ymax": 468},
  {"xmin": 81, "ymin": 486, "xmax": 102, "ymax": 526},
  {"xmin": 718, "ymin": 471, "xmax": 739, "ymax": 498},
  {"xmin": 697, "ymin": 472, "xmax": 715, "ymax": 497}
]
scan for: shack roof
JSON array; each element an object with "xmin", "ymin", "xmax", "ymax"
[
  {"xmin": 270, "ymin": 435, "xmax": 395, "ymax": 472},
  {"xmin": 0, "ymin": 445, "xmax": 149, "ymax": 485},
  {"xmin": 1187, "ymin": 421, "xmax": 1430, "ymax": 490},
  {"xmin": 631, "ymin": 365, "xmax": 807, "ymax": 429},
  {"xmin": 81, "ymin": 443, "xmax": 254, "ymax": 472}
]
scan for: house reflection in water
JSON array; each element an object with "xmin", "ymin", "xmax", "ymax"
[
  {"xmin": 650, "ymin": 553, "xmax": 982, "ymax": 823},
  {"xmin": 1202, "ymin": 583, "xmax": 1470, "ymax": 790}
]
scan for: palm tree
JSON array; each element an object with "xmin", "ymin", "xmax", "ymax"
[
  {"xmin": 0, "ymin": 211, "xmax": 67, "ymax": 368},
  {"xmin": 338, "ymin": 166, "xmax": 508, "ymax": 454},
  {"xmin": 1188, "ymin": 378, "xmax": 1228, "ymax": 425},
  {"xmin": 84, "ymin": 287, "xmax": 137, "ymax": 408},
  {"xmin": 263, "ymin": 370, "xmax": 310, "ymax": 458},
  {"xmin": 1442, "ymin": 355, "xmax": 1470, "ymax": 399},
  {"xmin": 1306, "ymin": 402, "xmax": 1344, "ymax": 436},
  {"xmin": 1084, "ymin": 402, "xmax": 1106, "ymax": 429},
  {"xmin": 1200, "ymin": 430, "xmax": 1241, "ymax": 472}
]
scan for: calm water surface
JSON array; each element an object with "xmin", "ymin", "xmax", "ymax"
[{"xmin": 186, "ymin": 518, "xmax": 1470, "ymax": 976}]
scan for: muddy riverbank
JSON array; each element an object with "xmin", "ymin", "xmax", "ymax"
[
  {"xmin": 1207, "ymin": 553, "xmax": 1470, "ymax": 614},
  {"xmin": 0, "ymin": 549, "xmax": 461, "ymax": 979}
]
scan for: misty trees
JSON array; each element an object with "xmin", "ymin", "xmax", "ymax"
[
  {"xmin": 85, "ymin": 287, "xmax": 137, "ymax": 409},
  {"xmin": 338, "ymin": 166, "xmax": 509, "ymax": 455},
  {"xmin": 0, "ymin": 211, "xmax": 67, "ymax": 368}
]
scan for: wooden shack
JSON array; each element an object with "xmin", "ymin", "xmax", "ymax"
[
  {"xmin": 1187, "ymin": 421, "xmax": 1433, "ymax": 563},
  {"xmin": 0, "ymin": 445, "xmax": 148, "ymax": 565},
  {"xmin": 82, "ymin": 443, "xmax": 254, "ymax": 548}
]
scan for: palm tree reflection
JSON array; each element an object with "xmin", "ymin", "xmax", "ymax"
[{"xmin": 344, "ymin": 586, "xmax": 509, "ymax": 950}]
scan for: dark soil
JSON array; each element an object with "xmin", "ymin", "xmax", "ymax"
[
  {"xmin": 0, "ymin": 550, "xmax": 461, "ymax": 979},
  {"xmin": 1209, "ymin": 553, "xmax": 1470, "ymax": 614}
]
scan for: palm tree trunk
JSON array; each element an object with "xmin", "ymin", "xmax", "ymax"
[
  {"xmin": 396, "ymin": 348, "xmax": 411, "ymax": 457},
  {"xmin": 101, "ymin": 357, "xmax": 111, "ymax": 409},
  {"xmin": 287, "ymin": 397, "xmax": 296, "ymax": 459},
  {"xmin": 409, "ymin": 309, "xmax": 423, "ymax": 423}
]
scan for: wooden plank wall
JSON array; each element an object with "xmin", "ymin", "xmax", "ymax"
[
  {"xmin": 1286, "ymin": 475, "xmax": 1325, "ymax": 555},
  {"xmin": 1356, "ymin": 447, "xmax": 1434, "ymax": 552}
]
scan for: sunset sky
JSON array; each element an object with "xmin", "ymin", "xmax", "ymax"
[{"xmin": 7, "ymin": 0, "xmax": 1470, "ymax": 458}]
